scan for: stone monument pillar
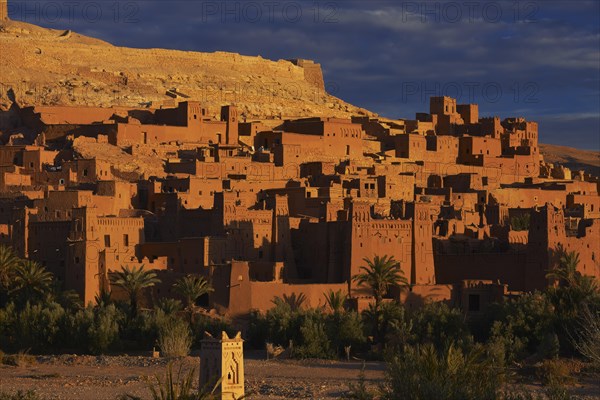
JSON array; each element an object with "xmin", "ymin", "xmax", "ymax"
[{"xmin": 199, "ymin": 331, "xmax": 245, "ymax": 400}]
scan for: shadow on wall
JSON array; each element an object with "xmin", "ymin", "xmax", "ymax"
[{"xmin": 0, "ymin": 89, "xmax": 28, "ymax": 144}]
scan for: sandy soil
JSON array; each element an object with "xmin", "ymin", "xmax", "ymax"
[
  {"xmin": 1, "ymin": 354, "xmax": 599, "ymax": 399},
  {"xmin": 0, "ymin": 354, "xmax": 385, "ymax": 400}
]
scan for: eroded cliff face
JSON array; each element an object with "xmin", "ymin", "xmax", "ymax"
[{"xmin": 0, "ymin": 19, "xmax": 373, "ymax": 121}]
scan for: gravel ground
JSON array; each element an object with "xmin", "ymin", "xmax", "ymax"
[
  {"xmin": 1, "ymin": 354, "xmax": 598, "ymax": 399},
  {"xmin": 0, "ymin": 354, "xmax": 385, "ymax": 400}
]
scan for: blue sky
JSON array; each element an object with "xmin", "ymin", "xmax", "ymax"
[{"xmin": 8, "ymin": 0, "xmax": 600, "ymax": 150}]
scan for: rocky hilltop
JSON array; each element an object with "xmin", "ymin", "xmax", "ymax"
[
  {"xmin": 0, "ymin": 18, "xmax": 371, "ymax": 120},
  {"xmin": 540, "ymin": 143, "xmax": 599, "ymax": 177},
  {"xmin": 0, "ymin": 16, "xmax": 597, "ymax": 171}
]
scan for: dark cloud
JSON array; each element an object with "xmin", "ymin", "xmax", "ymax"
[{"xmin": 8, "ymin": 0, "xmax": 600, "ymax": 150}]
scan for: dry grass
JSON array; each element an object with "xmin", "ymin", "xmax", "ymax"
[
  {"xmin": 2, "ymin": 351, "xmax": 37, "ymax": 368},
  {"xmin": 157, "ymin": 319, "xmax": 192, "ymax": 358}
]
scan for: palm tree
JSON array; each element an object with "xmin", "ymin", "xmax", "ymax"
[
  {"xmin": 11, "ymin": 260, "xmax": 54, "ymax": 304},
  {"xmin": 547, "ymin": 250, "xmax": 580, "ymax": 287},
  {"xmin": 273, "ymin": 292, "xmax": 307, "ymax": 312},
  {"xmin": 155, "ymin": 297, "xmax": 183, "ymax": 315},
  {"xmin": 547, "ymin": 250, "xmax": 598, "ymax": 294},
  {"xmin": 352, "ymin": 255, "xmax": 408, "ymax": 307},
  {"xmin": 173, "ymin": 274, "xmax": 213, "ymax": 312},
  {"xmin": 109, "ymin": 265, "xmax": 160, "ymax": 317},
  {"xmin": 324, "ymin": 289, "xmax": 346, "ymax": 314},
  {"xmin": 546, "ymin": 250, "xmax": 599, "ymax": 321},
  {"xmin": 0, "ymin": 245, "xmax": 20, "ymax": 293},
  {"xmin": 94, "ymin": 288, "xmax": 113, "ymax": 308}
]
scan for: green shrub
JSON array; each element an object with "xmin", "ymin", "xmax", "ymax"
[
  {"xmin": 120, "ymin": 310, "xmax": 163, "ymax": 350},
  {"xmin": 0, "ymin": 391, "xmax": 45, "ymax": 400},
  {"xmin": 294, "ymin": 312, "xmax": 333, "ymax": 359},
  {"xmin": 545, "ymin": 248, "xmax": 600, "ymax": 356},
  {"xmin": 536, "ymin": 359, "xmax": 575, "ymax": 387},
  {"xmin": 245, "ymin": 310, "xmax": 269, "ymax": 349},
  {"xmin": 119, "ymin": 362, "xmax": 221, "ymax": 400},
  {"xmin": 264, "ymin": 298, "xmax": 302, "ymax": 347},
  {"xmin": 158, "ymin": 318, "xmax": 192, "ymax": 358},
  {"xmin": 503, "ymin": 390, "xmax": 540, "ymax": 400},
  {"xmin": 89, "ymin": 304, "xmax": 122, "ymax": 353},
  {"xmin": 65, "ymin": 304, "xmax": 124, "ymax": 354},
  {"xmin": 326, "ymin": 311, "xmax": 366, "ymax": 356},
  {"xmin": 155, "ymin": 298, "xmax": 183, "ymax": 315},
  {"xmin": 537, "ymin": 332, "xmax": 560, "ymax": 360},
  {"xmin": 363, "ymin": 301, "xmax": 411, "ymax": 348},
  {"xmin": 2, "ymin": 350, "xmax": 36, "ymax": 367},
  {"xmin": 11, "ymin": 302, "xmax": 66, "ymax": 352},
  {"xmin": 484, "ymin": 292, "xmax": 555, "ymax": 362},
  {"xmin": 345, "ymin": 363, "xmax": 375, "ymax": 400},
  {"xmin": 192, "ymin": 315, "xmax": 233, "ymax": 349},
  {"xmin": 511, "ymin": 214, "xmax": 530, "ymax": 231},
  {"xmin": 383, "ymin": 343, "xmax": 504, "ymax": 400},
  {"xmin": 409, "ymin": 302, "xmax": 472, "ymax": 352}
]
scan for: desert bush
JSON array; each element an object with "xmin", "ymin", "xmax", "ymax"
[
  {"xmin": 572, "ymin": 305, "xmax": 600, "ymax": 366},
  {"xmin": 2, "ymin": 350, "xmax": 36, "ymax": 367},
  {"xmin": 120, "ymin": 310, "xmax": 164, "ymax": 350},
  {"xmin": 294, "ymin": 311, "xmax": 333, "ymax": 359},
  {"xmin": 0, "ymin": 391, "xmax": 45, "ymax": 400},
  {"xmin": 362, "ymin": 301, "xmax": 410, "ymax": 348},
  {"xmin": 9, "ymin": 302, "xmax": 66, "ymax": 352},
  {"xmin": 536, "ymin": 359, "xmax": 575, "ymax": 387},
  {"xmin": 121, "ymin": 363, "xmax": 221, "ymax": 400},
  {"xmin": 0, "ymin": 303, "xmax": 13, "ymax": 348},
  {"xmin": 155, "ymin": 298, "xmax": 183, "ymax": 315},
  {"xmin": 546, "ymin": 249, "xmax": 600, "ymax": 355},
  {"xmin": 192, "ymin": 315, "xmax": 233, "ymax": 349},
  {"xmin": 67, "ymin": 304, "xmax": 123, "ymax": 354},
  {"xmin": 383, "ymin": 343, "xmax": 504, "ymax": 400},
  {"xmin": 263, "ymin": 297, "xmax": 303, "ymax": 347},
  {"xmin": 484, "ymin": 292, "xmax": 556, "ymax": 362},
  {"xmin": 409, "ymin": 302, "xmax": 472, "ymax": 352},
  {"xmin": 52, "ymin": 289, "xmax": 83, "ymax": 312},
  {"xmin": 511, "ymin": 214, "xmax": 530, "ymax": 231},
  {"xmin": 245, "ymin": 310, "xmax": 269, "ymax": 349},
  {"xmin": 158, "ymin": 317, "xmax": 192, "ymax": 358},
  {"xmin": 148, "ymin": 363, "xmax": 197, "ymax": 400},
  {"xmin": 503, "ymin": 390, "xmax": 540, "ymax": 400},
  {"xmin": 88, "ymin": 304, "xmax": 122, "ymax": 353},
  {"xmin": 345, "ymin": 363, "xmax": 376, "ymax": 400},
  {"xmin": 537, "ymin": 332, "xmax": 561, "ymax": 360},
  {"xmin": 326, "ymin": 310, "xmax": 366, "ymax": 357}
]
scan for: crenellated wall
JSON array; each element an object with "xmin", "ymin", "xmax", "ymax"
[{"xmin": 287, "ymin": 59, "xmax": 326, "ymax": 91}]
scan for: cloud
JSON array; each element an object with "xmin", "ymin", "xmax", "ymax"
[{"xmin": 7, "ymin": 0, "xmax": 600, "ymax": 150}]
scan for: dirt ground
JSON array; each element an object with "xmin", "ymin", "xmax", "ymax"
[
  {"xmin": 0, "ymin": 353, "xmax": 385, "ymax": 400},
  {"xmin": 1, "ymin": 354, "xmax": 599, "ymax": 399}
]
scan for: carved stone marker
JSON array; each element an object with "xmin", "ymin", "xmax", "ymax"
[{"xmin": 200, "ymin": 331, "xmax": 244, "ymax": 400}]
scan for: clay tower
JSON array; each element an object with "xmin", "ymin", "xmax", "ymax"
[{"xmin": 0, "ymin": 0, "xmax": 8, "ymax": 20}]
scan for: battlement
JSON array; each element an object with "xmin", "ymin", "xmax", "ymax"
[
  {"xmin": 288, "ymin": 58, "xmax": 325, "ymax": 91},
  {"xmin": 430, "ymin": 96, "xmax": 457, "ymax": 115}
]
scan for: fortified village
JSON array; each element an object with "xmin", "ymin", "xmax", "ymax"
[
  {"xmin": 0, "ymin": 0, "xmax": 598, "ymax": 318},
  {"xmin": 1, "ymin": 94, "xmax": 598, "ymax": 316}
]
